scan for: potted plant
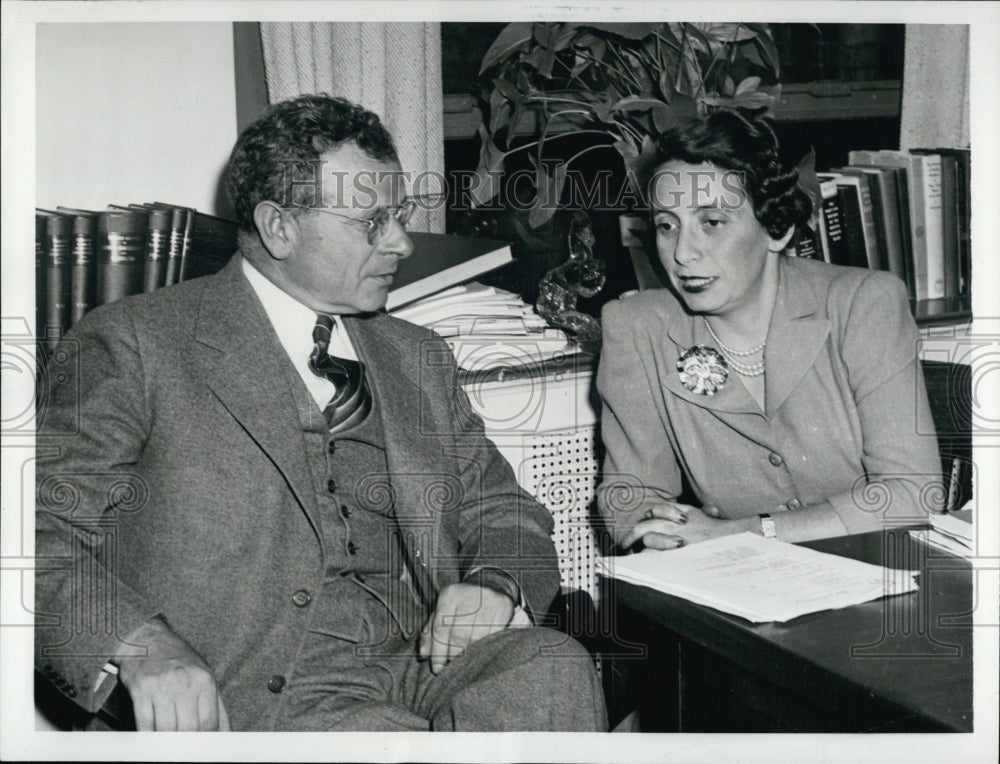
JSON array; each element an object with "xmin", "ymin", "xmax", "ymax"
[{"xmin": 470, "ymin": 22, "xmax": 785, "ymax": 288}]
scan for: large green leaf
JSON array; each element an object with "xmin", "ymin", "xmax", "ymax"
[
  {"xmin": 754, "ymin": 33, "xmax": 781, "ymax": 78},
  {"xmin": 693, "ymin": 22, "xmax": 759, "ymax": 45},
  {"xmin": 479, "ymin": 23, "xmax": 534, "ymax": 74},
  {"xmin": 614, "ymin": 95, "xmax": 669, "ymax": 113}
]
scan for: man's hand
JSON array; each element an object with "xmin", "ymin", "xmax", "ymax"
[
  {"xmin": 621, "ymin": 503, "xmax": 743, "ymax": 550},
  {"xmin": 115, "ymin": 616, "xmax": 230, "ymax": 731},
  {"xmin": 418, "ymin": 583, "xmax": 515, "ymax": 674}
]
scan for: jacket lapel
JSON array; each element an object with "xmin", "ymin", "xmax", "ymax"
[
  {"xmin": 763, "ymin": 259, "xmax": 830, "ymax": 415},
  {"xmin": 193, "ymin": 255, "xmax": 321, "ymax": 535}
]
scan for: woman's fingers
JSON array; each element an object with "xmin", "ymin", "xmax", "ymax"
[
  {"xmin": 642, "ymin": 531, "xmax": 686, "ymax": 550},
  {"xmin": 647, "ymin": 503, "xmax": 691, "ymax": 523},
  {"xmin": 621, "ymin": 517, "xmax": 683, "ymax": 549}
]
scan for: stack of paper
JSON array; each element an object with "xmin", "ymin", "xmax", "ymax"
[
  {"xmin": 598, "ymin": 532, "xmax": 920, "ymax": 623},
  {"xmin": 910, "ymin": 508, "xmax": 974, "ymax": 558},
  {"xmin": 390, "ymin": 283, "xmax": 575, "ymax": 371}
]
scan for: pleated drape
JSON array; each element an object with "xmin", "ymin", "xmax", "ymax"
[{"xmin": 260, "ymin": 22, "xmax": 445, "ymax": 233}]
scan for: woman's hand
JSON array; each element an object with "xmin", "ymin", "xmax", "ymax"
[{"xmin": 621, "ymin": 504, "xmax": 744, "ymax": 551}]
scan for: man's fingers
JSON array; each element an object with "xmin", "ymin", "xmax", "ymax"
[
  {"xmin": 152, "ymin": 696, "xmax": 178, "ymax": 731},
  {"xmin": 217, "ymin": 697, "xmax": 231, "ymax": 731},
  {"xmin": 196, "ymin": 687, "xmax": 219, "ymax": 731},
  {"xmin": 643, "ymin": 531, "xmax": 686, "ymax": 551},
  {"xmin": 621, "ymin": 519, "xmax": 674, "ymax": 548},
  {"xmin": 132, "ymin": 695, "xmax": 155, "ymax": 731}
]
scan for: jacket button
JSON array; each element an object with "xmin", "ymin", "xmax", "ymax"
[
  {"xmin": 267, "ymin": 675, "xmax": 286, "ymax": 693},
  {"xmin": 347, "ymin": 541, "xmax": 358, "ymax": 555},
  {"xmin": 787, "ymin": 498, "xmax": 802, "ymax": 511},
  {"xmin": 703, "ymin": 505, "xmax": 721, "ymax": 518},
  {"xmin": 327, "ymin": 440, "xmax": 336, "ymax": 455},
  {"xmin": 291, "ymin": 589, "xmax": 312, "ymax": 607},
  {"xmin": 327, "ymin": 479, "xmax": 337, "ymax": 494},
  {"xmin": 339, "ymin": 504, "xmax": 352, "ymax": 519},
  {"xmin": 769, "ymin": 453, "xmax": 784, "ymax": 467}
]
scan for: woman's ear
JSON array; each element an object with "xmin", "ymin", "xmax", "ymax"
[
  {"xmin": 767, "ymin": 225, "xmax": 796, "ymax": 254},
  {"xmin": 253, "ymin": 201, "xmax": 298, "ymax": 261}
]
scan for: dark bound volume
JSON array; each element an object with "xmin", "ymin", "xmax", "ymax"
[
  {"xmin": 56, "ymin": 207, "xmax": 98, "ymax": 326},
  {"xmin": 97, "ymin": 210, "xmax": 148, "ymax": 305},
  {"xmin": 142, "ymin": 207, "xmax": 173, "ymax": 292},
  {"xmin": 35, "ymin": 214, "xmax": 48, "ymax": 341},
  {"xmin": 139, "ymin": 203, "xmax": 189, "ymax": 286},
  {"xmin": 153, "ymin": 204, "xmax": 237, "ymax": 281},
  {"xmin": 38, "ymin": 210, "xmax": 73, "ymax": 348},
  {"xmin": 912, "ymin": 148, "xmax": 971, "ymax": 298}
]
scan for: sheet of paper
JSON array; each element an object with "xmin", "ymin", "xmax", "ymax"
[{"xmin": 598, "ymin": 532, "xmax": 919, "ymax": 623}]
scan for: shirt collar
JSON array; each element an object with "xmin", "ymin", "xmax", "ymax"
[{"xmin": 241, "ymin": 257, "xmax": 358, "ymax": 362}]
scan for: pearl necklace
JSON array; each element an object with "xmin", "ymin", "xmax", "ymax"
[{"xmin": 703, "ymin": 317, "xmax": 766, "ymax": 377}]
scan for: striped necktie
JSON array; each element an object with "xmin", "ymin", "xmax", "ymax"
[{"xmin": 308, "ymin": 315, "xmax": 372, "ymax": 433}]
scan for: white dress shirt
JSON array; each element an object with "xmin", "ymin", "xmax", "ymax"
[{"xmin": 242, "ymin": 257, "xmax": 359, "ymax": 409}]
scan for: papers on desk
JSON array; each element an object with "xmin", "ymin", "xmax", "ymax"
[
  {"xmin": 909, "ymin": 508, "xmax": 974, "ymax": 558},
  {"xmin": 598, "ymin": 532, "xmax": 920, "ymax": 623}
]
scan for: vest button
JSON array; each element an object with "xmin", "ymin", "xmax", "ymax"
[
  {"xmin": 291, "ymin": 589, "xmax": 312, "ymax": 608},
  {"xmin": 267, "ymin": 675, "xmax": 286, "ymax": 693},
  {"xmin": 339, "ymin": 504, "xmax": 352, "ymax": 519},
  {"xmin": 769, "ymin": 453, "xmax": 784, "ymax": 467},
  {"xmin": 787, "ymin": 498, "xmax": 802, "ymax": 511},
  {"xmin": 327, "ymin": 479, "xmax": 337, "ymax": 494},
  {"xmin": 327, "ymin": 441, "xmax": 336, "ymax": 455},
  {"xmin": 347, "ymin": 541, "xmax": 358, "ymax": 555}
]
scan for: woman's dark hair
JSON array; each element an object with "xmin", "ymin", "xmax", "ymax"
[
  {"xmin": 225, "ymin": 93, "xmax": 399, "ymax": 232},
  {"xmin": 635, "ymin": 107, "xmax": 811, "ymax": 239}
]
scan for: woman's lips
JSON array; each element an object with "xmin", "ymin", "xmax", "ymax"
[{"xmin": 677, "ymin": 275, "xmax": 717, "ymax": 292}]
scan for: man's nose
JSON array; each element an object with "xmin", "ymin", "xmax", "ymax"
[{"xmin": 379, "ymin": 215, "xmax": 414, "ymax": 258}]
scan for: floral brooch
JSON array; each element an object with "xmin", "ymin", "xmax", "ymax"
[{"xmin": 676, "ymin": 345, "xmax": 729, "ymax": 396}]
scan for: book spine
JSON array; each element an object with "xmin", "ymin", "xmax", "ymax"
[
  {"xmin": 97, "ymin": 212, "xmax": 147, "ymax": 305},
  {"xmin": 818, "ymin": 180, "xmax": 847, "ymax": 266},
  {"xmin": 853, "ymin": 178, "xmax": 882, "ymax": 270},
  {"xmin": 163, "ymin": 208, "xmax": 187, "ymax": 286},
  {"xmin": 834, "ymin": 185, "xmax": 868, "ymax": 269},
  {"xmin": 44, "ymin": 214, "xmax": 73, "ymax": 349},
  {"xmin": 35, "ymin": 214, "xmax": 49, "ymax": 342},
  {"xmin": 143, "ymin": 208, "xmax": 172, "ymax": 292},
  {"xmin": 937, "ymin": 156, "xmax": 960, "ymax": 300},
  {"xmin": 920, "ymin": 154, "xmax": 946, "ymax": 300},
  {"xmin": 69, "ymin": 214, "xmax": 97, "ymax": 325}
]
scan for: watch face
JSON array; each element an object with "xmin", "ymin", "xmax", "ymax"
[{"xmin": 760, "ymin": 514, "xmax": 777, "ymax": 539}]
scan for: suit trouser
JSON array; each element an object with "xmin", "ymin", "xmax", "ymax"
[{"xmin": 277, "ymin": 588, "xmax": 607, "ymax": 731}]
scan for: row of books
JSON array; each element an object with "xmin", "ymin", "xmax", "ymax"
[
  {"xmin": 35, "ymin": 203, "xmax": 238, "ymax": 348},
  {"xmin": 788, "ymin": 148, "xmax": 971, "ymax": 306}
]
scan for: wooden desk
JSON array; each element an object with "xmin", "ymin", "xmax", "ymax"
[{"xmin": 603, "ymin": 528, "xmax": 973, "ymax": 732}]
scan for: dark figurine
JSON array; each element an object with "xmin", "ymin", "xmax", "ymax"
[{"xmin": 536, "ymin": 211, "xmax": 606, "ymax": 353}]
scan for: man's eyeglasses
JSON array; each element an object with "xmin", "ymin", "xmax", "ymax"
[{"xmin": 305, "ymin": 198, "xmax": 419, "ymax": 245}]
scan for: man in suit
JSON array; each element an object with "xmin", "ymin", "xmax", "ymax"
[{"xmin": 34, "ymin": 94, "xmax": 606, "ymax": 732}]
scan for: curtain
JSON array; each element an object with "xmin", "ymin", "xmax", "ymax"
[
  {"xmin": 260, "ymin": 22, "xmax": 445, "ymax": 234},
  {"xmin": 900, "ymin": 25, "xmax": 970, "ymax": 150}
]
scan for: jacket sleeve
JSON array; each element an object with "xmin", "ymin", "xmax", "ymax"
[
  {"xmin": 429, "ymin": 335, "xmax": 561, "ymax": 622},
  {"xmin": 824, "ymin": 271, "xmax": 944, "ymax": 531},
  {"xmin": 35, "ymin": 308, "xmax": 162, "ymax": 714},
  {"xmin": 595, "ymin": 299, "xmax": 685, "ymax": 547}
]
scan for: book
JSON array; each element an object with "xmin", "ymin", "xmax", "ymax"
[
  {"xmin": 819, "ymin": 173, "xmax": 870, "ymax": 269},
  {"xmin": 96, "ymin": 209, "xmax": 148, "ymax": 305},
  {"xmin": 839, "ymin": 165, "xmax": 908, "ymax": 285},
  {"xmin": 385, "ymin": 232, "xmax": 515, "ymax": 311},
  {"xmin": 828, "ymin": 171, "xmax": 883, "ymax": 271},
  {"xmin": 816, "ymin": 178, "xmax": 849, "ymax": 266},
  {"xmin": 35, "ymin": 214, "xmax": 49, "ymax": 341},
  {"xmin": 133, "ymin": 203, "xmax": 188, "ymax": 287},
  {"xmin": 598, "ymin": 532, "xmax": 920, "ymax": 623},
  {"xmin": 909, "ymin": 508, "xmax": 973, "ymax": 558},
  {"xmin": 912, "ymin": 148, "xmax": 970, "ymax": 299},
  {"xmin": 141, "ymin": 207, "xmax": 173, "ymax": 292},
  {"xmin": 57, "ymin": 207, "xmax": 101, "ymax": 327},
  {"xmin": 849, "ymin": 150, "xmax": 945, "ymax": 300},
  {"xmin": 153, "ymin": 204, "xmax": 237, "ymax": 281},
  {"xmin": 37, "ymin": 210, "xmax": 73, "ymax": 348}
]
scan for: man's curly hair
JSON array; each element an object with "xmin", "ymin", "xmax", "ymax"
[
  {"xmin": 225, "ymin": 93, "xmax": 399, "ymax": 232},
  {"xmin": 635, "ymin": 107, "xmax": 811, "ymax": 240}
]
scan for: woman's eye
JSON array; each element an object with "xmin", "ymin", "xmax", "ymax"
[
  {"xmin": 655, "ymin": 221, "xmax": 677, "ymax": 234},
  {"xmin": 703, "ymin": 217, "xmax": 725, "ymax": 228}
]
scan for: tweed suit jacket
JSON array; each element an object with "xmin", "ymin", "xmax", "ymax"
[
  {"xmin": 596, "ymin": 256, "xmax": 943, "ymax": 546},
  {"xmin": 34, "ymin": 254, "xmax": 559, "ymax": 730}
]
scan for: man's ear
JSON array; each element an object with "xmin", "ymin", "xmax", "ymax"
[
  {"xmin": 767, "ymin": 224, "xmax": 796, "ymax": 254},
  {"xmin": 253, "ymin": 201, "xmax": 298, "ymax": 261}
]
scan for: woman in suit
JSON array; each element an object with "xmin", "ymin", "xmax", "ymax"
[{"xmin": 596, "ymin": 107, "xmax": 942, "ymax": 551}]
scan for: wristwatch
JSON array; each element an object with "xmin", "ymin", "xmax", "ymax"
[{"xmin": 758, "ymin": 513, "xmax": 777, "ymax": 539}]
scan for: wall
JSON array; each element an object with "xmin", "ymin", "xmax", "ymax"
[{"xmin": 36, "ymin": 22, "xmax": 237, "ymax": 215}]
